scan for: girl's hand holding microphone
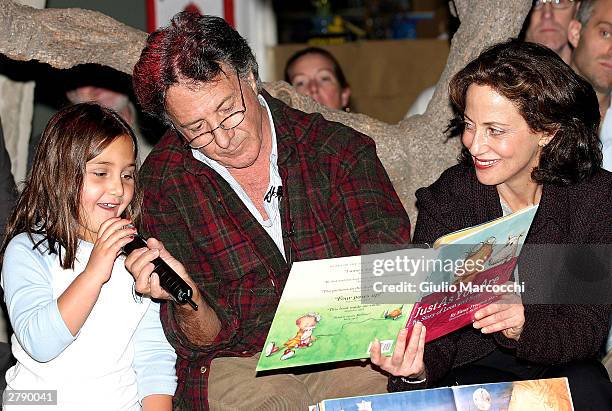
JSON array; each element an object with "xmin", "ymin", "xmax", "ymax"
[{"xmin": 82, "ymin": 217, "xmax": 136, "ymax": 285}]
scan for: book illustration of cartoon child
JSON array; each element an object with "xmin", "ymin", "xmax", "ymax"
[{"xmin": 264, "ymin": 313, "xmax": 321, "ymax": 360}]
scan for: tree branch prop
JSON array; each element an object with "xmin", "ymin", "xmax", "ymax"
[{"xmin": 0, "ymin": 0, "xmax": 532, "ymax": 222}]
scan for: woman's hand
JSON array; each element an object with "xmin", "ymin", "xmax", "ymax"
[
  {"xmin": 473, "ymin": 288, "xmax": 524, "ymax": 341},
  {"xmin": 370, "ymin": 322, "xmax": 427, "ymax": 379},
  {"xmin": 124, "ymin": 237, "xmax": 197, "ymax": 301},
  {"xmin": 84, "ymin": 217, "xmax": 136, "ymax": 284}
]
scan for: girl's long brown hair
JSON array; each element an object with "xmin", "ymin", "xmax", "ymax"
[{"xmin": 1, "ymin": 103, "xmax": 143, "ymax": 269}]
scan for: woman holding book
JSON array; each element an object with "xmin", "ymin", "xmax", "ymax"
[{"xmin": 370, "ymin": 39, "xmax": 612, "ymax": 407}]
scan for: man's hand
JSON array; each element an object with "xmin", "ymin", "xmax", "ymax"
[
  {"xmin": 124, "ymin": 237, "xmax": 222, "ymax": 345},
  {"xmin": 124, "ymin": 237, "xmax": 199, "ymax": 302}
]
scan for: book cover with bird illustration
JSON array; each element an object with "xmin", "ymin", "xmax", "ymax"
[{"xmin": 405, "ymin": 205, "xmax": 538, "ymax": 343}]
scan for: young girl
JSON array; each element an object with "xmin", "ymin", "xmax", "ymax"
[{"xmin": 1, "ymin": 103, "xmax": 176, "ymax": 410}]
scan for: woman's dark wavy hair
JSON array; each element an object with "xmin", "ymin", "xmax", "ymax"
[
  {"xmin": 1, "ymin": 103, "xmax": 142, "ymax": 269},
  {"xmin": 133, "ymin": 12, "xmax": 259, "ymax": 125},
  {"xmin": 448, "ymin": 39, "xmax": 602, "ymax": 185}
]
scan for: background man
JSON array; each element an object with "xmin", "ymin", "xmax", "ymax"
[
  {"xmin": 567, "ymin": 0, "xmax": 612, "ymax": 359},
  {"xmin": 64, "ymin": 84, "xmax": 154, "ymax": 162},
  {"xmin": 407, "ymin": 0, "xmax": 580, "ymax": 117},
  {"xmin": 568, "ymin": 0, "xmax": 612, "ymax": 171},
  {"xmin": 127, "ymin": 12, "xmax": 411, "ymax": 410},
  {"xmin": 28, "ymin": 67, "xmax": 157, "ymax": 168},
  {"xmin": 524, "ymin": 0, "xmax": 580, "ymax": 64}
]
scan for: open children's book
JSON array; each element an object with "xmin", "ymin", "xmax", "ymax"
[
  {"xmin": 309, "ymin": 377, "xmax": 574, "ymax": 411},
  {"xmin": 256, "ymin": 205, "xmax": 538, "ymax": 372}
]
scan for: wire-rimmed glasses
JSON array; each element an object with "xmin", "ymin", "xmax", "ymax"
[
  {"xmin": 176, "ymin": 74, "xmax": 247, "ymax": 150},
  {"xmin": 533, "ymin": 0, "xmax": 575, "ymax": 10}
]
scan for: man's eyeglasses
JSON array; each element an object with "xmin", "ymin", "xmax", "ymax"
[
  {"xmin": 533, "ymin": 0, "xmax": 575, "ymax": 10},
  {"xmin": 176, "ymin": 74, "xmax": 247, "ymax": 150}
]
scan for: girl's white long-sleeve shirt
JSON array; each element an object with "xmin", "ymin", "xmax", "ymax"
[{"xmin": 1, "ymin": 233, "xmax": 177, "ymax": 410}]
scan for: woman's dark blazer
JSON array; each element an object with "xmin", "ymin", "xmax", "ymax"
[{"xmin": 390, "ymin": 163, "xmax": 612, "ymax": 391}]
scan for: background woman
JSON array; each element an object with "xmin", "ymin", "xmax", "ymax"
[
  {"xmin": 284, "ymin": 47, "xmax": 352, "ymax": 111},
  {"xmin": 371, "ymin": 39, "xmax": 612, "ymax": 408}
]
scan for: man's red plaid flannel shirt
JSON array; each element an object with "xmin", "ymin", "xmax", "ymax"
[{"xmin": 139, "ymin": 92, "xmax": 411, "ymax": 409}]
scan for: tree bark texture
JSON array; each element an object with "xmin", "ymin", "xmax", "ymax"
[
  {"xmin": 0, "ymin": 0, "xmax": 532, "ymax": 224},
  {"xmin": 0, "ymin": 0, "xmax": 45, "ymax": 184}
]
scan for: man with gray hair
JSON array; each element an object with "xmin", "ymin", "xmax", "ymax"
[
  {"xmin": 127, "ymin": 11, "xmax": 411, "ymax": 410},
  {"xmin": 568, "ymin": 0, "xmax": 612, "ymax": 172}
]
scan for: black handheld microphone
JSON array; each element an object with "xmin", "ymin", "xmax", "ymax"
[{"xmin": 123, "ymin": 234, "xmax": 198, "ymax": 310}]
